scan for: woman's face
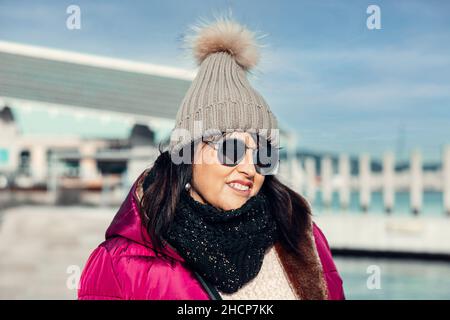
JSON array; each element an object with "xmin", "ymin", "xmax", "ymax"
[{"xmin": 190, "ymin": 131, "xmax": 265, "ymax": 211}]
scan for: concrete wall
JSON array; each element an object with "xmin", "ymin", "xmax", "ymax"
[{"xmin": 314, "ymin": 214, "xmax": 450, "ymax": 255}]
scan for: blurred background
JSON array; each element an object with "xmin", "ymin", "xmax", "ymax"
[{"xmin": 0, "ymin": 0, "xmax": 449, "ymax": 299}]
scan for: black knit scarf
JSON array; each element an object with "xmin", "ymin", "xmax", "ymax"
[{"xmin": 163, "ymin": 187, "xmax": 279, "ymax": 294}]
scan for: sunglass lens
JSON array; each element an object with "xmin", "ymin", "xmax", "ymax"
[
  {"xmin": 254, "ymin": 140, "xmax": 279, "ymax": 175},
  {"xmin": 218, "ymin": 138, "xmax": 246, "ymax": 166}
]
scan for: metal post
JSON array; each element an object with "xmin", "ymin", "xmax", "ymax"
[
  {"xmin": 359, "ymin": 153, "xmax": 371, "ymax": 213},
  {"xmin": 383, "ymin": 151, "xmax": 395, "ymax": 214},
  {"xmin": 338, "ymin": 153, "xmax": 350, "ymax": 210},
  {"xmin": 410, "ymin": 149, "xmax": 423, "ymax": 216},
  {"xmin": 321, "ymin": 156, "xmax": 333, "ymax": 209},
  {"xmin": 305, "ymin": 158, "xmax": 317, "ymax": 204}
]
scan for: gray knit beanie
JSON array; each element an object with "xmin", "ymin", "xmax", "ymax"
[{"xmin": 169, "ymin": 17, "xmax": 279, "ymax": 157}]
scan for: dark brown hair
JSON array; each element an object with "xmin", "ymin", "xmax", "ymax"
[{"xmin": 140, "ymin": 141, "xmax": 312, "ymax": 260}]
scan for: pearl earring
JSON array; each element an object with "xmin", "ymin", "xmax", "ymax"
[{"xmin": 185, "ymin": 182, "xmax": 191, "ymax": 191}]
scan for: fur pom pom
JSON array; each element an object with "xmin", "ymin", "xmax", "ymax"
[{"xmin": 187, "ymin": 17, "xmax": 260, "ymax": 70}]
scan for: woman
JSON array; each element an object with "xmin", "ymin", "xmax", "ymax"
[{"xmin": 78, "ymin": 17, "xmax": 345, "ymax": 300}]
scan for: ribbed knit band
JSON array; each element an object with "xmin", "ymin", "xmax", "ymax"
[{"xmin": 169, "ymin": 51, "xmax": 278, "ymax": 155}]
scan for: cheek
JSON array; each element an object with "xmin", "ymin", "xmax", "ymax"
[
  {"xmin": 192, "ymin": 149, "xmax": 231, "ymax": 196},
  {"xmin": 252, "ymin": 175, "xmax": 265, "ymax": 195},
  {"xmin": 194, "ymin": 164, "xmax": 228, "ymax": 190}
]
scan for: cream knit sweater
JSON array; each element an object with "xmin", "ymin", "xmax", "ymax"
[{"xmin": 219, "ymin": 245, "xmax": 297, "ymax": 300}]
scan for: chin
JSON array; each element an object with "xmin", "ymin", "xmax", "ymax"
[
  {"xmin": 218, "ymin": 191, "xmax": 250, "ymax": 210},
  {"xmin": 226, "ymin": 199, "xmax": 247, "ymax": 210}
]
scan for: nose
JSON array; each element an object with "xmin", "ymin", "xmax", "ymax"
[{"xmin": 236, "ymin": 148, "xmax": 256, "ymax": 176}]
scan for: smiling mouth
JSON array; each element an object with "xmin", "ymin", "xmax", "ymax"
[{"xmin": 226, "ymin": 182, "xmax": 252, "ymax": 196}]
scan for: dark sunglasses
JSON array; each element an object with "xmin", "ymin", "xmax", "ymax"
[{"xmin": 203, "ymin": 134, "xmax": 281, "ymax": 175}]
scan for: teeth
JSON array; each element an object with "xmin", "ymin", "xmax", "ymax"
[{"xmin": 228, "ymin": 183, "xmax": 250, "ymax": 191}]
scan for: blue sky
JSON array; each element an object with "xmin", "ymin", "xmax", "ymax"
[{"xmin": 1, "ymin": 0, "xmax": 449, "ymax": 163}]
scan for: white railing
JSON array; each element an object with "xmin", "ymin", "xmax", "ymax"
[{"xmin": 278, "ymin": 145, "xmax": 450, "ymax": 216}]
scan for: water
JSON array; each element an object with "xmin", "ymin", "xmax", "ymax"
[
  {"xmin": 312, "ymin": 191, "xmax": 445, "ymax": 216},
  {"xmin": 335, "ymin": 257, "xmax": 450, "ymax": 299}
]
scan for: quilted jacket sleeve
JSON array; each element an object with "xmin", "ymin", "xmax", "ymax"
[{"xmin": 78, "ymin": 245, "xmax": 124, "ymax": 300}]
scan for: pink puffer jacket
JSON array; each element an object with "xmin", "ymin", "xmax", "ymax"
[{"xmin": 78, "ymin": 173, "xmax": 345, "ymax": 300}]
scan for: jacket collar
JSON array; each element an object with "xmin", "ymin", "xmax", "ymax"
[{"xmin": 273, "ymin": 219, "xmax": 329, "ymax": 300}]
